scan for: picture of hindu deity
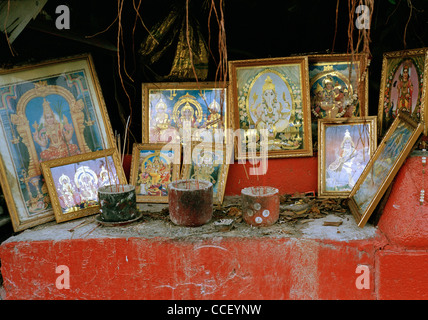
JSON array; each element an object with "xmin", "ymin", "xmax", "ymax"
[
  {"xmin": 325, "ymin": 127, "xmax": 371, "ymax": 192},
  {"xmin": 0, "ymin": 73, "xmax": 106, "ymax": 218},
  {"xmin": 136, "ymin": 149, "xmax": 175, "ymax": 198},
  {"xmin": 380, "ymin": 54, "xmax": 425, "ymax": 136},
  {"xmin": 181, "ymin": 143, "xmax": 229, "ymax": 204},
  {"xmin": 50, "ymin": 156, "xmax": 118, "ymax": 214},
  {"xmin": 144, "ymin": 84, "xmax": 227, "ymax": 144},
  {"xmin": 235, "ymin": 65, "xmax": 307, "ymax": 154},
  {"xmin": 353, "ymin": 121, "xmax": 412, "ymax": 213},
  {"xmin": 309, "ymin": 64, "xmax": 360, "ymax": 121}
]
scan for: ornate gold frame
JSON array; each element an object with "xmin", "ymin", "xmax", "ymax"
[
  {"xmin": 228, "ymin": 56, "xmax": 313, "ymax": 160},
  {"xmin": 40, "ymin": 148, "xmax": 126, "ymax": 223},
  {"xmin": 308, "ymin": 53, "xmax": 370, "ymax": 119},
  {"xmin": 181, "ymin": 142, "xmax": 233, "ymax": 205},
  {"xmin": 141, "ymin": 82, "xmax": 229, "ymax": 144},
  {"xmin": 0, "ymin": 54, "xmax": 116, "ymax": 231},
  {"xmin": 318, "ymin": 116, "xmax": 377, "ymax": 198},
  {"xmin": 377, "ymin": 48, "xmax": 428, "ymax": 137},
  {"xmin": 348, "ymin": 110, "xmax": 423, "ymax": 227},
  {"xmin": 129, "ymin": 143, "xmax": 181, "ymax": 203}
]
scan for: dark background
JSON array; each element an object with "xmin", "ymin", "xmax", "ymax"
[{"xmin": 0, "ymin": 0, "xmax": 427, "ymax": 146}]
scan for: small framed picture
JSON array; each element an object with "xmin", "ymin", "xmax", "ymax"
[
  {"xmin": 142, "ymin": 82, "xmax": 228, "ymax": 144},
  {"xmin": 0, "ymin": 54, "xmax": 116, "ymax": 231},
  {"xmin": 129, "ymin": 143, "xmax": 181, "ymax": 203},
  {"xmin": 40, "ymin": 148, "xmax": 127, "ymax": 223},
  {"xmin": 318, "ymin": 116, "xmax": 377, "ymax": 198},
  {"xmin": 378, "ymin": 47, "xmax": 428, "ymax": 137},
  {"xmin": 229, "ymin": 56, "xmax": 313, "ymax": 159},
  {"xmin": 348, "ymin": 110, "xmax": 423, "ymax": 227},
  {"xmin": 181, "ymin": 142, "xmax": 233, "ymax": 205}
]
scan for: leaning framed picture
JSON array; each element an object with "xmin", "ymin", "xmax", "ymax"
[
  {"xmin": 348, "ymin": 110, "xmax": 423, "ymax": 228},
  {"xmin": 129, "ymin": 143, "xmax": 181, "ymax": 203},
  {"xmin": 318, "ymin": 116, "xmax": 377, "ymax": 198},
  {"xmin": 377, "ymin": 47, "xmax": 428, "ymax": 137},
  {"xmin": 229, "ymin": 56, "xmax": 313, "ymax": 160},
  {"xmin": 181, "ymin": 142, "xmax": 233, "ymax": 205},
  {"xmin": 0, "ymin": 54, "xmax": 116, "ymax": 231},
  {"xmin": 142, "ymin": 82, "xmax": 228, "ymax": 144},
  {"xmin": 40, "ymin": 148, "xmax": 126, "ymax": 223}
]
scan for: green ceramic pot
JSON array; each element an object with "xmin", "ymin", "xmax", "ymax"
[{"xmin": 98, "ymin": 184, "xmax": 137, "ymax": 222}]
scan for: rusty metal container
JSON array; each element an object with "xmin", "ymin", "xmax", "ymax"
[
  {"xmin": 168, "ymin": 179, "xmax": 213, "ymax": 227},
  {"xmin": 241, "ymin": 186, "xmax": 279, "ymax": 227}
]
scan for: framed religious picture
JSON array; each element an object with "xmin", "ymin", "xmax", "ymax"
[
  {"xmin": 181, "ymin": 142, "xmax": 233, "ymax": 205},
  {"xmin": 40, "ymin": 148, "xmax": 126, "ymax": 223},
  {"xmin": 0, "ymin": 54, "xmax": 116, "ymax": 231},
  {"xmin": 142, "ymin": 82, "xmax": 228, "ymax": 144},
  {"xmin": 348, "ymin": 110, "xmax": 423, "ymax": 228},
  {"xmin": 308, "ymin": 53, "xmax": 370, "ymax": 147},
  {"xmin": 228, "ymin": 56, "xmax": 312, "ymax": 160},
  {"xmin": 378, "ymin": 47, "xmax": 428, "ymax": 137},
  {"xmin": 318, "ymin": 116, "xmax": 377, "ymax": 198},
  {"xmin": 129, "ymin": 143, "xmax": 181, "ymax": 203}
]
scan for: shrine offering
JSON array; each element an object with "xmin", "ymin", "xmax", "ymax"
[
  {"xmin": 168, "ymin": 179, "xmax": 213, "ymax": 227},
  {"xmin": 241, "ymin": 186, "xmax": 279, "ymax": 227}
]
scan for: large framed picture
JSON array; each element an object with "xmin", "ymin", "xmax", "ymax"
[
  {"xmin": 40, "ymin": 148, "xmax": 126, "ymax": 223},
  {"xmin": 318, "ymin": 116, "xmax": 377, "ymax": 198},
  {"xmin": 348, "ymin": 110, "xmax": 423, "ymax": 227},
  {"xmin": 378, "ymin": 47, "xmax": 428, "ymax": 137},
  {"xmin": 142, "ymin": 82, "xmax": 228, "ymax": 144},
  {"xmin": 181, "ymin": 142, "xmax": 232, "ymax": 205},
  {"xmin": 0, "ymin": 54, "xmax": 116, "ymax": 231},
  {"xmin": 129, "ymin": 143, "xmax": 181, "ymax": 203},
  {"xmin": 229, "ymin": 56, "xmax": 313, "ymax": 160}
]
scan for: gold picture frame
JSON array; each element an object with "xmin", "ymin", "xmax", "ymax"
[
  {"xmin": 0, "ymin": 54, "xmax": 116, "ymax": 231},
  {"xmin": 129, "ymin": 143, "xmax": 181, "ymax": 203},
  {"xmin": 228, "ymin": 56, "xmax": 313, "ymax": 160},
  {"xmin": 142, "ymin": 82, "xmax": 228, "ymax": 144},
  {"xmin": 348, "ymin": 110, "xmax": 423, "ymax": 227},
  {"xmin": 181, "ymin": 142, "xmax": 233, "ymax": 205},
  {"xmin": 308, "ymin": 53, "xmax": 370, "ymax": 120},
  {"xmin": 377, "ymin": 47, "xmax": 428, "ymax": 137},
  {"xmin": 318, "ymin": 116, "xmax": 377, "ymax": 198},
  {"xmin": 40, "ymin": 148, "xmax": 126, "ymax": 223}
]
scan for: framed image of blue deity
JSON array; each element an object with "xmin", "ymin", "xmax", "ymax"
[
  {"xmin": 348, "ymin": 110, "xmax": 423, "ymax": 228},
  {"xmin": 40, "ymin": 148, "xmax": 126, "ymax": 223},
  {"xmin": 0, "ymin": 54, "xmax": 116, "ymax": 231},
  {"xmin": 308, "ymin": 53, "xmax": 369, "ymax": 146},
  {"xmin": 129, "ymin": 143, "xmax": 181, "ymax": 203},
  {"xmin": 228, "ymin": 56, "xmax": 313, "ymax": 160},
  {"xmin": 142, "ymin": 82, "xmax": 228, "ymax": 144},
  {"xmin": 181, "ymin": 142, "xmax": 232, "ymax": 205},
  {"xmin": 318, "ymin": 116, "xmax": 377, "ymax": 198},
  {"xmin": 377, "ymin": 48, "xmax": 428, "ymax": 137}
]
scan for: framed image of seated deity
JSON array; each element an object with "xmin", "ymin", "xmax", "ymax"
[
  {"xmin": 377, "ymin": 48, "xmax": 428, "ymax": 137},
  {"xmin": 181, "ymin": 142, "xmax": 232, "ymax": 205},
  {"xmin": 142, "ymin": 82, "xmax": 228, "ymax": 144},
  {"xmin": 308, "ymin": 53, "xmax": 370, "ymax": 147},
  {"xmin": 229, "ymin": 56, "xmax": 313, "ymax": 160},
  {"xmin": 0, "ymin": 54, "xmax": 116, "ymax": 231},
  {"xmin": 318, "ymin": 116, "xmax": 377, "ymax": 198},
  {"xmin": 348, "ymin": 110, "xmax": 423, "ymax": 228},
  {"xmin": 129, "ymin": 143, "xmax": 181, "ymax": 203},
  {"xmin": 40, "ymin": 148, "xmax": 127, "ymax": 223}
]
